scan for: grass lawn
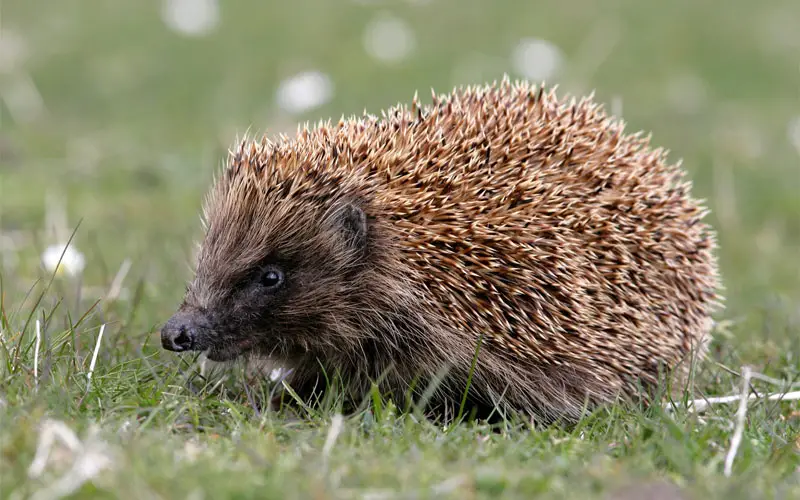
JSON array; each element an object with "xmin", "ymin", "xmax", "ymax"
[{"xmin": 2, "ymin": 0, "xmax": 800, "ymax": 498}]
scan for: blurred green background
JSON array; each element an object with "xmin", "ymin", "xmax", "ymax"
[{"xmin": 2, "ymin": 0, "xmax": 800, "ymax": 371}]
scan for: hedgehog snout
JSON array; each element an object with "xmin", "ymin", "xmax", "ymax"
[{"xmin": 161, "ymin": 309, "xmax": 211, "ymax": 353}]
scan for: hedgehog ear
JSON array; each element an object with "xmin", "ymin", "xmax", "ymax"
[{"xmin": 335, "ymin": 202, "xmax": 368, "ymax": 254}]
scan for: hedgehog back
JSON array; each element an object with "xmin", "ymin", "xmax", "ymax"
[{"xmin": 218, "ymin": 81, "xmax": 721, "ymax": 415}]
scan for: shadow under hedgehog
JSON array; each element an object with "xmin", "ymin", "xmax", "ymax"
[{"xmin": 161, "ymin": 78, "xmax": 723, "ymax": 424}]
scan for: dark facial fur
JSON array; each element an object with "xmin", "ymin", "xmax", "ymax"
[
  {"xmin": 161, "ymin": 159, "xmax": 500, "ymax": 419},
  {"xmin": 166, "ymin": 193, "xmax": 369, "ymax": 362},
  {"xmin": 161, "ymin": 164, "xmax": 450, "ymax": 404}
]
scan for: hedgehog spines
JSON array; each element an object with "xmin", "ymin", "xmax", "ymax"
[{"xmin": 188, "ymin": 79, "xmax": 722, "ymax": 422}]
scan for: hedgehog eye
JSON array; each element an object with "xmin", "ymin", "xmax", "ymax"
[{"xmin": 259, "ymin": 265, "xmax": 285, "ymax": 291}]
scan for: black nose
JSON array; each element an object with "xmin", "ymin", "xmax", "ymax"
[{"xmin": 161, "ymin": 311, "xmax": 203, "ymax": 352}]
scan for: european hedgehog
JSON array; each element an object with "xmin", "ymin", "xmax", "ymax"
[{"xmin": 161, "ymin": 79, "xmax": 722, "ymax": 423}]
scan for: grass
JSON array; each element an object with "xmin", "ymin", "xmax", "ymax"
[{"xmin": 2, "ymin": 0, "xmax": 800, "ymax": 498}]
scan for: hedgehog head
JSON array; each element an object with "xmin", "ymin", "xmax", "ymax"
[{"xmin": 160, "ymin": 136, "xmax": 380, "ymax": 365}]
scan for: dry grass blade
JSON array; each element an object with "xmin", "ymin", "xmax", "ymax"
[
  {"xmin": 666, "ymin": 366, "xmax": 800, "ymax": 413},
  {"xmin": 34, "ymin": 319, "xmax": 41, "ymax": 390},
  {"xmin": 322, "ymin": 413, "xmax": 344, "ymax": 458},
  {"xmin": 86, "ymin": 324, "xmax": 106, "ymax": 393},
  {"xmin": 724, "ymin": 366, "xmax": 752, "ymax": 477}
]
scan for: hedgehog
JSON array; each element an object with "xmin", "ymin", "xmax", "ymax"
[{"xmin": 161, "ymin": 78, "xmax": 722, "ymax": 423}]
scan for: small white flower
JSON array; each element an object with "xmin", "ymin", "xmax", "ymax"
[
  {"xmin": 269, "ymin": 368, "xmax": 284, "ymax": 381},
  {"xmin": 0, "ymin": 29, "xmax": 27, "ymax": 74},
  {"xmin": 511, "ymin": 38, "xmax": 563, "ymax": 82},
  {"xmin": 363, "ymin": 13, "xmax": 416, "ymax": 64},
  {"xmin": 161, "ymin": 0, "xmax": 220, "ymax": 37},
  {"xmin": 788, "ymin": 116, "xmax": 800, "ymax": 155},
  {"xmin": 42, "ymin": 243, "xmax": 85, "ymax": 277},
  {"xmin": 275, "ymin": 70, "xmax": 334, "ymax": 115}
]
